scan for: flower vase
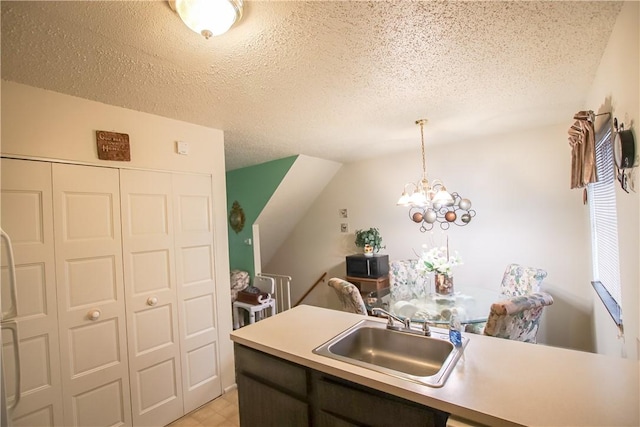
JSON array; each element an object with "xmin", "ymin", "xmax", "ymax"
[
  {"xmin": 435, "ymin": 273, "xmax": 454, "ymax": 295},
  {"xmin": 363, "ymin": 244, "xmax": 374, "ymax": 257}
]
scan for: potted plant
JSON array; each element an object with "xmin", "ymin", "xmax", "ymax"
[{"xmin": 354, "ymin": 227, "xmax": 385, "ymax": 257}]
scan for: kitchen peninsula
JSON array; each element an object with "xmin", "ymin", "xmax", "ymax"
[{"xmin": 230, "ymin": 305, "xmax": 639, "ymax": 426}]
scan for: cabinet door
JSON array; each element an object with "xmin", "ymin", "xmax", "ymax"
[
  {"xmin": 315, "ymin": 376, "xmax": 449, "ymax": 427},
  {"xmin": 237, "ymin": 374, "xmax": 309, "ymax": 427},
  {"xmin": 1, "ymin": 159, "xmax": 63, "ymax": 426},
  {"xmin": 52, "ymin": 163, "xmax": 132, "ymax": 427},
  {"xmin": 234, "ymin": 344, "xmax": 307, "ymax": 397},
  {"xmin": 120, "ymin": 169, "xmax": 183, "ymax": 426},
  {"xmin": 316, "ymin": 411, "xmax": 360, "ymax": 427},
  {"xmin": 172, "ymin": 174, "xmax": 222, "ymax": 412},
  {"xmin": 235, "ymin": 345, "xmax": 310, "ymax": 426}
]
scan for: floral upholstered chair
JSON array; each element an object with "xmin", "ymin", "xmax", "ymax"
[
  {"xmin": 389, "ymin": 259, "xmax": 429, "ymax": 302},
  {"xmin": 230, "ymin": 269, "xmax": 250, "ymax": 303},
  {"xmin": 328, "ymin": 278, "xmax": 368, "ymax": 315},
  {"xmin": 500, "ymin": 263, "xmax": 548, "ymax": 296},
  {"xmin": 465, "ymin": 264, "xmax": 548, "ymax": 335},
  {"xmin": 483, "ymin": 292, "xmax": 554, "ymax": 343}
]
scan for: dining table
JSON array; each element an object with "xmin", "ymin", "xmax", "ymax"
[{"xmin": 366, "ymin": 286, "xmax": 503, "ymax": 327}]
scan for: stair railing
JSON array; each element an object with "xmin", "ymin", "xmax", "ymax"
[
  {"xmin": 294, "ymin": 272, "xmax": 327, "ymax": 307},
  {"xmin": 259, "ymin": 273, "xmax": 292, "ymax": 312}
]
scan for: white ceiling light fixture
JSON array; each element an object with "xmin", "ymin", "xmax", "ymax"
[
  {"xmin": 397, "ymin": 119, "xmax": 476, "ymax": 232},
  {"xmin": 171, "ymin": 0, "xmax": 243, "ymax": 39}
]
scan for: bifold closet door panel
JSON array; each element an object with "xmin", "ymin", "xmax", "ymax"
[
  {"xmin": 172, "ymin": 174, "xmax": 222, "ymax": 413},
  {"xmin": 1, "ymin": 158, "xmax": 64, "ymax": 426},
  {"xmin": 52, "ymin": 163, "xmax": 132, "ymax": 427},
  {"xmin": 3, "ymin": 160, "xmax": 224, "ymax": 427},
  {"xmin": 120, "ymin": 169, "xmax": 184, "ymax": 426}
]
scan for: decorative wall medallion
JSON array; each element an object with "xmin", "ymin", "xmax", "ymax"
[
  {"xmin": 229, "ymin": 201, "xmax": 246, "ymax": 233},
  {"xmin": 613, "ymin": 119, "xmax": 636, "ymax": 169},
  {"xmin": 613, "ymin": 118, "xmax": 636, "ymax": 193}
]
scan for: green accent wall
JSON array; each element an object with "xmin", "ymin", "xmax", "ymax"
[{"xmin": 226, "ymin": 156, "xmax": 297, "ymax": 279}]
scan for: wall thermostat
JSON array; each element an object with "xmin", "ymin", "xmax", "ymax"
[{"xmin": 176, "ymin": 141, "xmax": 189, "ymax": 155}]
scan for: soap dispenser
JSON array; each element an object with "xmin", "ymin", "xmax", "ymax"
[{"xmin": 449, "ymin": 312, "xmax": 463, "ymax": 348}]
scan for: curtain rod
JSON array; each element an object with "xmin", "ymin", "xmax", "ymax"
[{"xmin": 589, "ymin": 111, "xmax": 611, "ymax": 122}]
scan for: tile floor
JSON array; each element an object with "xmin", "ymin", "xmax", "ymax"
[{"xmin": 168, "ymin": 389, "xmax": 240, "ymax": 427}]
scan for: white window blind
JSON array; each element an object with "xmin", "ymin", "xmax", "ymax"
[{"xmin": 587, "ymin": 119, "xmax": 622, "ymax": 325}]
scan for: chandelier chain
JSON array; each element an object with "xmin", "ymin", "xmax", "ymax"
[{"xmin": 417, "ymin": 119, "xmax": 427, "ymax": 180}]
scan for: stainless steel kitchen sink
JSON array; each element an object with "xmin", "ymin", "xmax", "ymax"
[{"xmin": 313, "ymin": 319, "xmax": 468, "ymax": 387}]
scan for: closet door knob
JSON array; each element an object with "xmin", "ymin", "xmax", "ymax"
[
  {"xmin": 88, "ymin": 309, "xmax": 101, "ymax": 321},
  {"xmin": 147, "ymin": 296, "xmax": 158, "ymax": 306}
]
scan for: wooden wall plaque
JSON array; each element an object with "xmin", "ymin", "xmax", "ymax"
[{"xmin": 96, "ymin": 130, "xmax": 131, "ymax": 161}]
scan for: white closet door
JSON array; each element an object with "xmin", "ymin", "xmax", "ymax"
[
  {"xmin": 52, "ymin": 163, "xmax": 132, "ymax": 427},
  {"xmin": 172, "ymin": 174, "xmax": 222, "ymax": 412},
  {"xmin": 120, "ymin": 169, "xmax": 184, "ymax": 426},
  {"xmin": 1, "ymin": 159, "xmax": 63, "ymax": 426}
]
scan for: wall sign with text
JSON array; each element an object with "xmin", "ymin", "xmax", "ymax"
[{"xmin": 96, "ymin": 130, "xmax": 131, "ymax": 161}]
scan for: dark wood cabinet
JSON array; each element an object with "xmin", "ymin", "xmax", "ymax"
[
  {"xmin": 236, "ymin": 374, "xmax": 309, "ymax": 426},
  {"xmin": 314, "ymin": 374, "xmax": 448, "ymax": 427},
  {"xmin": 235, "ymin": 344, "xmax": 309, "ymax": 427},
  {"xmin": 234, "ymin": 343, "xmax": 449, "ymax": 427},
  {"xmin": 345, "ymin": 275, "xmax": 390, "ymax": 294},
  {"xmin": 316, "ymin": 410, "xmax": 360, "ymax": 427}
]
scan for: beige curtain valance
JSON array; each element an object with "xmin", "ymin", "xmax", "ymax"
[{"xmin": 568, "ymin": 110, "xmax": 596, "ymax": 189}]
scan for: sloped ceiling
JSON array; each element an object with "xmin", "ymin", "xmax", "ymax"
[
  {"xmin": 1, "ymin": 1, "xmax": 622, "ymax": 170},
  {"xmin": 256, "ymin": 155, "xmax": 342, "ymax": 267}
]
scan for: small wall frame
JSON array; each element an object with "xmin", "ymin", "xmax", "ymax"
[{"xmin": 229, "ymin": 201, "xmax": 246, "ymax": 233}]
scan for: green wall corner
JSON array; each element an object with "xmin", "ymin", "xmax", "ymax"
[{"xmin": 226, "ymin": 155, "xmax": 297, "ymax": 280}]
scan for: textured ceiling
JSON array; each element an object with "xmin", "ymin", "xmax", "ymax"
[{"xmin": 1, "ymin": 1, "xmax": 623, "ymax": 170}]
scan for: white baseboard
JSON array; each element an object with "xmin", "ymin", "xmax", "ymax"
[{"xmin": 224, "ymin": 383, "xmax": 238, "ymax": 394}]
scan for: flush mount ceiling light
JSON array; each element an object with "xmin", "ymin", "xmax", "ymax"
[
  {"xmin": 397, "ymin": 119, "xmax": 476, "ymax": 232},
  {"xmin": 170, "ymin": 0, "xmax": 243, "ymax": 39}
]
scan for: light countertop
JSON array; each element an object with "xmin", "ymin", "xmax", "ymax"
[{"xmin": 230, "ymin": 305, "xmax": 639, "ymax": 427}]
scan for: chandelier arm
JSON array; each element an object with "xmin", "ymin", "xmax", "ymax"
[{"xmin": 439, "ymin": 222, "xmax": 451, "ymax": 230}]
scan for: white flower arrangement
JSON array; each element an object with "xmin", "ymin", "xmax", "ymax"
[{"xmin": 416, "ymin": 244, "xmax": 463, "ymax": 276}]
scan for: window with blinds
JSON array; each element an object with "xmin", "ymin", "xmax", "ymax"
[{"xmin": 587, "ymin": 119, "xmax": 622, "ymax": 326}]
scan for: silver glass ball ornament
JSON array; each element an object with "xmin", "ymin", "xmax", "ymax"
[
  {"xmin": 459, "ymin": 198, "xmax": 472, "ymax": 211},
  {"xmin": 461, "ymin": 213, "xmax": 471, "ymax": 223},
  {"xmin": 424, "ymin": 209, "xmax": 437, "ymax": 223}
]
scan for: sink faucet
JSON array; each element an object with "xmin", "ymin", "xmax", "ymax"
[{"xmin": 371, "ymin": 308, "xmax": 431, "ymax": 337}]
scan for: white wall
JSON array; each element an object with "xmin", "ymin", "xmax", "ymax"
[
  {"xmin": 585, "ymin": 1, "xmax": 639, "ymax": 360},
  {"xmin": 0, "ymin": 81, "xmax": 236, "ymax": 389},
  {"xmin": 266, "ymin": 122, "xmax": 596, "ymax": 351},
  {"xmin": 256, "ymin": 155, "xmax": 342, "ymax": 268}
]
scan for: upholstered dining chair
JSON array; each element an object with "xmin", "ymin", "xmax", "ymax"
[
  {"xmin": 388, "ymin": 259, "xmax": 429, "ymax": 302},
  {"xmin": 500, "ymin": 263, "xmax": 548, "ymax": 296},
  {"xmin": 328, "ymin": 278, "xmax": 368, "ymax": 315},
  {"xmin": 483, "ymin": 292, "xmax": 554, "ymax": 343},
  {"xmin": 464, "ymin": 265, "xmax": 548, "ymax": 335}
]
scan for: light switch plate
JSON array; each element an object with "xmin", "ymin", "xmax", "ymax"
[{"xmin": 177, "ymin": 141, "xmax": 189, "ymax": 155}]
